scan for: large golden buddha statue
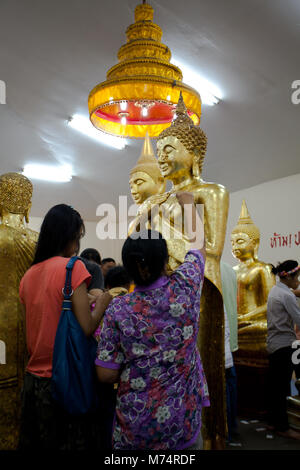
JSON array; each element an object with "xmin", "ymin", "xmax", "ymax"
[
  {"xmin": 0, "ymin": 172, "xmax": 38, "ymax": 449},
  {"xmin": 231, "ymin": 200, "xmax": 275, "ymax": 360},
  {"xmin": 133, "ymin": 94, "xmax": 229, "ymax": 449}
]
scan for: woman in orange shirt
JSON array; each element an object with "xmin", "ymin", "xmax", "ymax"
[{"xmin": 19, "ymin": 204, "xmax": 111, "ymax": 450}]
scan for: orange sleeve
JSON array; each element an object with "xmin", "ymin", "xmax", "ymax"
[{"xmin": 71, "ymin": 259, "xmax": 92, "ymax": 291}]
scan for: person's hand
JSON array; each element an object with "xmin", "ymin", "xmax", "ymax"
[
  {"xmin": 293, "ymin": 288, "xmax": 300, "ymax": 298},
  {"xmin": 175, "ymin": 191, "xmax": 195, "ymax": 207},
  {"xmin": 95, "ymin": 291, "xmax": 113, "ymax": 310},
  {"xmin": 88, "ymin": 293, "xmax": 97, "ymax": 306}
]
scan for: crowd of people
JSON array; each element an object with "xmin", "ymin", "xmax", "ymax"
[{"xmin": 17, "ymin": 195, "xmax": 300, "ymax": 450}]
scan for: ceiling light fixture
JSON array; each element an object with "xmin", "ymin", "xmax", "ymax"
[
  {"xmin": 22, "ymin": 164, "xmax": 72, "ymax": 183},
  {"xmin": 68, "ymin": 114, "xmax": 127, "ymax": 150},
  {"xmin": 172, "ymin": 57, "xmax": 222, "ymax": 106},
  {"xmin": 88, "ymin": 2, "xmax": 201, "ymax": 138}
]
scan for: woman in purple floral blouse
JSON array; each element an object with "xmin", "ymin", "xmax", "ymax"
[{"xmin": 95, "ymin": 192, "xmax": 209, "ymax": 450}]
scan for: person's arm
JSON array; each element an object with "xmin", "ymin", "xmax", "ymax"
[
  {"xmin": 176, "ymin": 191, "xmax": 206, "ymax": 261},
  {"xmin": 72, "ymin": 284, "xmax": 112, "ymax": 336},
  {"xmin": 96, "ymin": 367, "xmax": 120, "ymax": 383},
  {"xmin": 283, "ymin": 293, "xmax": 300, "ymax": 329},
  {"xmin": 95, "ymin": 299, "xmax": 124, "ymax": 383}
]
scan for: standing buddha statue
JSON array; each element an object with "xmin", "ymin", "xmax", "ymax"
[
  {"xmin": 135, "ymin": 94, "xmax": 229, "ymax": 449},
  {"xmin": 0, "ymin": 172, "xmax": 38, "ymax": 449}
]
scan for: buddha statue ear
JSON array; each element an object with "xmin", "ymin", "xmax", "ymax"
[
  {"xmin": 25, "ymin": 203, "xmax": 31, "ymax": 224},
  {"xmin": 192, "ymin": 148, "xmax": 201, "ymax": 178}
]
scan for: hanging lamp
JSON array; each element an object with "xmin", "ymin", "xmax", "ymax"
[{"xmin": 88, "ymin": 1, "xmax": 201, "ymax": 138}]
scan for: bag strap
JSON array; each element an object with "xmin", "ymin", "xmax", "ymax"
[{"xmin": 62, "ymin": 256, "xmax": 79, "ymax": 301}]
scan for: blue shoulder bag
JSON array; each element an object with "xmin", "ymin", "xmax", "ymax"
[{"xmin": 52, "ymin": 256, "xmax": 99, "ymax": 415}]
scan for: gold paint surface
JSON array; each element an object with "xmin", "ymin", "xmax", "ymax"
[
  {"xmin": 231, "ymin": 200, "xmax": 275, "ymax": 361},
  {"xmin": 0, "ymin": 173, "xmax": 38, "ymax": 449}
]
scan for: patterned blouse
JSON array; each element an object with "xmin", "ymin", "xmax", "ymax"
[{"xmin": 95, "ymin": 250, "xmax": 210, "ymax": 450}]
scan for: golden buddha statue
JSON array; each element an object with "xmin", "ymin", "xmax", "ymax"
[
  {"xmin": 0, "ymin": 172, "xmax": 38, "ymax": 449},
  {"xmin": 134, "ymin": 94, "xmax": 229, "ymax": 449},
  {"xmin": 231, "ymin": 200, "xmax": 275, "ymax": 361}
]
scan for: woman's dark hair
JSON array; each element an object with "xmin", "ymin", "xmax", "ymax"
[
  {"xmin": 105, "ymin": 266, "xmax": 131, "ymax": 289},
  {"xmin": 122, "ymin": 230, "xmax": 168, "ymax": 286},
  {"xmin": 271, "ymin": 260, "xmax": 299, "ymax": 277},
  {"xmin": 80, "ymin": 248, "xmax": 101, "ymax": 265},
  {"xmin": 32, "ymin": 204, "xmax": 85, "ymax": 265},
  {"xmin": 102, "ymin": 257, "xmax": 116, "ymax": 265}
]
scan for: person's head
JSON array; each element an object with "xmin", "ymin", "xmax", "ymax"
[
  {"xmin": 32, "ymin": 204, "xmax": 85, "ymax": 265},
  {"xmin": 157, "ymin": 94, "xmax": 207, "ymax": 181},
  {"xmin": 105, "ymin": 266, "xmax": 131, "ymax": 291},
  {"xmin": 272, "ymin": 260, "xmax": 300, "ymax": 290},
  {"xmin": 231, "ymin": 200, "xmax": 260, "ymax": 261},
  {"xmin": 122, "ymin": 230, "xmax": 168, "ymax": 286},
  {"xmin": 0, "ymin": 172, "xmax": 33, "ymax": 222},
  {"xmin": 80, "ymin": 248, "xmax": 101, "ymax": 265},
  {"xmin": 101, "ymin": 258, "xmax": 116, "ymax": 277}
]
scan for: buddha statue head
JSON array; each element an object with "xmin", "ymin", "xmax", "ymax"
[
  {"xmin": 156, "ymin": 93, "xmax": 207, "ymax": 183},
  {"xmin": 231, "ymin": 200, "xmax": 260, "ymax": 262},
  {"xmin": 130, "ymin": 132, "xmax": 165, "ymax": 205},
  {"xmin": 0, "ymin": 172, "xmax": 33, "ymax": 223}
]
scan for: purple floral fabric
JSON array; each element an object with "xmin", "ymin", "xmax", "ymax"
[{"xmin": 95, "ymin": 250, "xmax": 209, "ymax": 450}]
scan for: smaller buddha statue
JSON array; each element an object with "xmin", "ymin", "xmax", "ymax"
[
  {"xmin": 0, "ymin": 172, "xmax": 38, "ymax": 450},
  {"xmin": 231, "ymin": 200, "xmax": 275, "ymax": 360},
  {"xmin": 128, "ymin": 132, "xmax": 166, "ymax": 234}
]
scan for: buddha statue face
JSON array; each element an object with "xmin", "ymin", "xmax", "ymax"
[
  {"xmin": 129, "ymin": 171, "xmax": 160, "ymax": 205},
  {"xmin": 231, "ymin": 232, "xmax": 257, "ymax": 262},
  {"xmin": 231, "ymin": 200, "xmax": 260, "ymax": 262},
  {"xmin": 157, "ymin": 136, "xmax": 194, "ymax": 180}
]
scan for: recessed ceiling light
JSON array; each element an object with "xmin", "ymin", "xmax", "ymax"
[
  {"xmin": 22, "ymin": 164, "xmax": 72, "ymax": 183},
  {"xmin": 68, "ymin": 114, "xmax": 127, "ymax": 150}
]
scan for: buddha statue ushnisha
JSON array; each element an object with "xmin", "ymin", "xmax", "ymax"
[
  {"xmin": 137, "ymin": 93, "xmax": 229, "ymax": 449},
  {"xmin": 0, "ymin": 172, "xmax": 38, "ymax": 450},
  {"xmin": 231, "ymin": 200, "xmax": 275, "ymax": 361}
]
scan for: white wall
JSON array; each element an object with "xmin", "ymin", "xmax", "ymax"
[{"xmin": 222, "ymin": 173, "xmax": 300, "ymax": 267}]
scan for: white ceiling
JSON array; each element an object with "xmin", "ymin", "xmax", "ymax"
[{"xmin": 0, "ymin": 0, "xmax": 299, "ymax": 220}]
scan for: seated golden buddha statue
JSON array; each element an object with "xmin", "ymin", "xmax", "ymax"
[
  {"xmin": 231, "ymin": 200, "xmax": 275, "ymax": 361},
  {"xmin": 128, "ymin": 132, "xmax": 165, "ymax": 234},
  {"xmin": 133, "ymin": 94, "xmax": 229, "ymax": 449},
  {"xmin": 0, "ymin": 172, "xmax": 38, "ymax": 449}
]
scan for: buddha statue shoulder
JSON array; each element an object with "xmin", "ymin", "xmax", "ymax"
[
  {"xmin": 231, "ymin": 200, "xmax": 275, "ymax": 358},
  {"xmin": 128, "ymin": 132, "xmax": 166, "ymax": 234},
  {"xmin": 136, "ymin": 94, "xmax": 229, "ymax": 449},
  {"xmin": 0, "ymin": 172, "xmax": 38, "ymax": 450}
]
